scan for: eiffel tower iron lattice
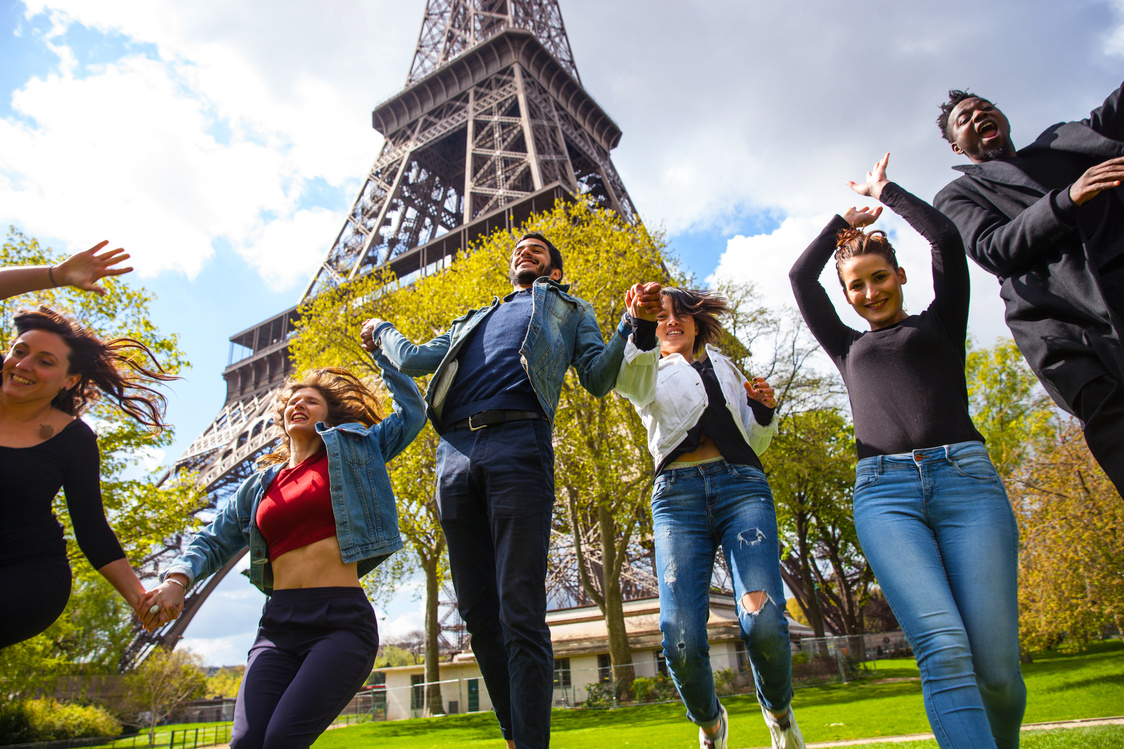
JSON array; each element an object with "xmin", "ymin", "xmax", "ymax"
[{"xmin": 122, "ymin": 0, "xmax": 643, "ymax": 670}]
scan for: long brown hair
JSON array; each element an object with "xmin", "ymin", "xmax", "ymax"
[
  {"xmin": 660, "ymin": 288, "xmax": 730, "ymax": 356},
  {"xmin": 260, "ymin": 367, "xmax": 386, "ymax": 466},
  {"xmin": 12, "ymin": 306, "xmax": 176, "ymax": 429},
  {"xmin": 833, "ymin": 228, "xmax": 900, "ymax": 286}
]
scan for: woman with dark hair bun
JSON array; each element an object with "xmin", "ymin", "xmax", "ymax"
[
  {"xmin": 789, "ymin": 154, "xmax": 1025, "ymax": 749},
  {"xmin": 142, "ymin": 346, "xmax": 424, "ymax": 749},
  {"xmin": 0, "ymin": 305, "xmax": 176, "ymax": 648},
  {"xmin": 616, "ymin": 285, "xmax": 803, "ymax": 749}
]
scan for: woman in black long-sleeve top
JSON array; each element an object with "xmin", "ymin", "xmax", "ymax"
[{"xmin": 789, "ymin": 154, "xmax": 1025, "ymax": 749}]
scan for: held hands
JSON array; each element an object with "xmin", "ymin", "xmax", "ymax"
[
  {"xmin": 137, "ymin": 580, "xmax": 187, "ymax": 632},
  {"xmin": 626, "ymin": 282, "xmax": 663, "ymax": 322},
  {"xmin": 55, "ymin": 241, "xmax": 133, "ymax": 295},
  {"xmin": 360, "ymin": 318, "xmax": 386, "ymax": 352},
  {"xmin": 1069, "ymin": 156, "xmax": 1124, "ymax": 206},
  {"xmin": 846, "ymin": 152, "xmax": 891, "ymax": 202},
  {"xmin": 745, "ymin": 377, "xmax": 776, "ymax": 409}
]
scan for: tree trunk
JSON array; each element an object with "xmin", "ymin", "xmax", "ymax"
[
  {"xmin": 422, "ymin": 553, "xmax": 446, "ymax": 716},
  {"xmin": 795, "ymin": 509, "xmax": 826, "ymax": 637},
  {"xmin": 599, "ymin": 504, "xmax": 635, "ymax": 698}
]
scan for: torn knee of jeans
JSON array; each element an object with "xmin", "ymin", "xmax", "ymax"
[
  {"xmin": 740, "ymin": 590, "xmax": 771, "ymax": 616},
  {"xmin": 736, "ymin": 528, "xmax": 767, "ymax": 547}
]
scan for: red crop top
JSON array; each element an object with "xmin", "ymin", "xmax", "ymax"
[{"xmin": 256, "ymin": 451, "xmax": 337, "ymax": 562}]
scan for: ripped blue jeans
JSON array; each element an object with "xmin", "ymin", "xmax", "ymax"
[{"xmin": 652, "ymin": 460, "xmax": 793, "ymax": 728}]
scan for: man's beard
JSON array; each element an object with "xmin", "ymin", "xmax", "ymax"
[
  {"xmin": 968, "ymin": 140, "xmax": 1014, "ymax": 163},
  {"xmin": 511, "ymin": 263, "xmax": 551, "ymax": 286}
]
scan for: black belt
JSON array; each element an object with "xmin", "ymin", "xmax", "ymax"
[{"xmin": 451, "ymin": 409, "xmax": 546, "ymax": 431}]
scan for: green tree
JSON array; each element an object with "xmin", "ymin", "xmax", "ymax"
[
  {"xmin": 0, "ymin": 228, "xmax": 204, "ymax": 696},
  {"xmin": 205, "ymin": 665, "xmax": 244, "ymax": 699},
  {"xmin": 123, "ymin": 649, "xmax": 207, "ymax": 741},
  {"xmin": 965, "ymin": 338, "xmax": 1055, "ymax": 481}
]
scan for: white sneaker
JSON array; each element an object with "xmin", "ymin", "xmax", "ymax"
[
  {"xmin": 699, "ymin": 703, "xmax": 728, "ymax": 749},
  {"xmin": 761, "ymin": 703, "xmax": 805, "ymax": 749}
]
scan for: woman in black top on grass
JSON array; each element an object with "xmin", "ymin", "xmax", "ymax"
[
  {"xmin": 789, "ymin": 155, "xmax": 1025, "ymax": 749},
  {"xmin": 0, "ymin": 244, "xmax": 173, "ymax": 647}
]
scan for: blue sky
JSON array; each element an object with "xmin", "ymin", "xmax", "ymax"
[{"xmin": 3, "ymin": 0, "xmax": 1122, "ymax": 663}]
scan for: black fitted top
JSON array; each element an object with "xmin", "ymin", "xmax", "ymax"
[
  {"xmin": 0, "ymin": 419, "xmax": 126, "ymax": 568},
  {"xmin": 789, "ymin": 182, "xmax": 985, "ymax": 459}
]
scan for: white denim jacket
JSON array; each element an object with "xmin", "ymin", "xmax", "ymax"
[{"xmin": 616, "ymin": 341, "xmax": 778, "ymax": 468}]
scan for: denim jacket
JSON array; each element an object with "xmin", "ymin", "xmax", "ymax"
[
  {"xmin": 163, "ymin": 351, "xmax": 425, "ymax": 595},
  {"xmin": 371, "ymin": 277, "xmax": 631, "ymax": 427},
  {"xmin": 615, "ymin": 341, "xmax": 778, "ymax": 468}
]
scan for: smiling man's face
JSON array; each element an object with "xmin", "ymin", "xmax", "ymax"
[
  {"xmin": 509, "ymin": 239, "xmax": 558, "ymax": 289},
  {"xmin": 947, "ymin": 96, "xmax": 1016, "ymax": 163}
]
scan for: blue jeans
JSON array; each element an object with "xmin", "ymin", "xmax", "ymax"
[
  {"xmin": 853, "ymin": 442, "xmax": 1026, "ymax": 749},
  {"xmin": 652, "ymin": 460, "xmax": 793, "ymax": 729},
  {"xmin": 436, "ymin": 419, "xmax": 555, "ymax": 749}
]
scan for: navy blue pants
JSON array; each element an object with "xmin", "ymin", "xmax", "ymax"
[
  {"xmin": 436, "ymin": 419, "xmax": 555, "ymax": 749},
  {"xmin": 231, "ymin": 587, "xmax": 378, "ymax": 749}
]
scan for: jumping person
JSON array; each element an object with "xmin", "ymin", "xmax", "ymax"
[
  {"xmin": 142, "ymin": 357, "xmax": 424, "ymax": 749},
  {"xmin": 361, "ymin": 232, "xmax": 660, "ymax": 749},
  {"xmin": 935, "ymin": 83, "xmax": 1124, "ymax": 494},
  {"xmin": 790, "ymin": 155, "xmax": 1025, "ymax": 749},
  {"xmin": 615, "ymin": 286, "xmax": 803, "ymax": 749},
  {"xmin": 1, "ymin": 307, "xmax": 173, "ymax": 648}
]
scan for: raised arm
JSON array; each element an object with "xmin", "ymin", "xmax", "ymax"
[
  {"xmin": 362, "ymin": 318, "xmax": 452, "ymax": 377},
  {"xmin": 368, "ymin": 349, "xmax": 426, "ymax": 460},
  {"xmin": 789, "ymin": 216, "xmax": 859, "ymax": 360},
  {"xmin": 0, "ymin": 241, "xmax": 132, "ymax": 300},
  {"xmin": 1084, "ymin": 80, "xmax": 1124, "ymax": 138}
]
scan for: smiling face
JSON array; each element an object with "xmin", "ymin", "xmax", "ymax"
[
  {"xmin": 947, "ymin": 96, "xmax": 1015, "ymax": 163},
  {"xmin": 2, "ymin": 329, "xmax": 79, "ymax": 406},
  {"xmin": 509, "ymin": 238, "xmax": 560, "ymax": 289},
  {"xmin": 656, "ymin": 295, "xmax": 699, "ymax": 360},
  {"xmin": 839, "ymin": 254, "xmax": 909, "ymax": 330},
  {"xmin": 283, "ymin": 387, "xmax": 329, "ymax": 438}
]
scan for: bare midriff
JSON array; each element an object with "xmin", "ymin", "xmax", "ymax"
[
  {"xmin": 674, "ymin": 433, "xmax": 723, "ymax": 464},
  {"xmin": 271, "ymin": 535, "xmax": 360, "ymax": 590}
]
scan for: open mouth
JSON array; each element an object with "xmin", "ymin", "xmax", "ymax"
[
  {"xmin": 977, "ymin": 121, "xmax": 998, "ymax": 138},
  {"xmin": 9, "ymin": 374, "xmax": 35, "ymax": 386}
]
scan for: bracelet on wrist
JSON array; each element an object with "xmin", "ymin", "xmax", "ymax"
[
  {"xmin": 47, "ymin": 265, "xmax": 58, "ymax": 288},
  {"xmin": 165, "ymin": 577, "xmax": 187, "ymax": 590}
]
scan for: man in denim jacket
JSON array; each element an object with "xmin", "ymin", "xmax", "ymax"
[{"xmin": 363, "ymin": 233, "xmax": 659, "ymax": 749}]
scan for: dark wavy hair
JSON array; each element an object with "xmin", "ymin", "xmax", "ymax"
[
  {"xmin": 660, "ymin": 288, "xmax": 730, "ymax": 356},
  {"xmin": 261, "ymin": 367, "xmax": 386, "ymax": 466},
  {"xmin": 937, "ymin": 89, "xmax": 982, "ymax": 142},
  {"xmin": 833, "ymin": 228, "xmax": 900, "ymax": 286},
  {"xmin": 12, "ymin": 306, "xmax": 176, "ymax": 429}
]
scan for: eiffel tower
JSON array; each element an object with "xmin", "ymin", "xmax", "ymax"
[{"xmin": 123, "ymin": 0, "xmax": 644, "ymax": 668}]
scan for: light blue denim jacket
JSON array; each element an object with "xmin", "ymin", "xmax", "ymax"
[
  {"xmin": 370, "ymin": 277, "xmax": 630, "ymax": 427},
  {"xmin": 163, "ymin": 351, "xmax": 425, "ymax": 595}
]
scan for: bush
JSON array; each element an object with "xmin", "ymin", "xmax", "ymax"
[
  {"xmin": 630, "ymin": 674, "xmax": 678, "ymax": 703},
  {"xmin": 0, "ymin": 698, "xmax": 122, "ymax": 742},
  {"xmin": 582, "ymin": 682, "xmax": 614, "ymax": 708},
  {"xmin": 713, "ymin": 668, "xmax": 739, "ymax": 696}
]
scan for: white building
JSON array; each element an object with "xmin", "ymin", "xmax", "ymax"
[{"xmin": 371, "ymin": 595, "xmax": 812, "ymax": 721}]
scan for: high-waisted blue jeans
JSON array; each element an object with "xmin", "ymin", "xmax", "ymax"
[
  {"xmin": 853, "ymin": 442, "xmax": 1026, "ymax": 749},
  {"xmin": 652, "ymin": 460, "xmax": 793, "ymax": 729}
]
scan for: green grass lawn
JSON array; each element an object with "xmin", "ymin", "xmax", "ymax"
[{"xmin": 312, "ymin": 640, "xmax": 1124, "ymax": 749}]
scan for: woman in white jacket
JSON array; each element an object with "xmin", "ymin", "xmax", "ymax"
[{"xmin": 619, "ymin": 287, "xmax": 803, "ymax": 749}]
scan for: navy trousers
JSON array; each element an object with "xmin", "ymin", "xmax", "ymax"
[
  {"xmin": 436, "ymin": 418, "xmax": 556, "ymax": 749},
  {"xmin": 231, "ymin": 587, "xmax": 378, "ymax": 749}
]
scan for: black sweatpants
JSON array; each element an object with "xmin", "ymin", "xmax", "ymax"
[
  {"xmin": 231, "ymin": 586, "xmax": 379, "ymax": 749},
  {"xmin": 0, "ymin": 552, "xmax": 72, "ymax": 648},
  {"xmin": 1074, "ymin": 375, "xmax": 1124, "ymax": 497}
]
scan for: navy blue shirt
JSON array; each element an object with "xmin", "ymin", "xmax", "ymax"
[{"xmin": 442, "ymin": 289, "xmax": 543, "ymax": 424}]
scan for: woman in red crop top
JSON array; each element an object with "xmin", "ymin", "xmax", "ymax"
[{"xmin": 143, "ymin": 358, "xmax": 424, "ymax": 749}]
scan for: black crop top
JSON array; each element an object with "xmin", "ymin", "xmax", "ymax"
[
  {"xmin": 0, "ymin": 419, "xmax": 126, "ymax": 568},
  {"xmin": 789, "ymin": 182, "xmax": 985, "ymax": 458}
]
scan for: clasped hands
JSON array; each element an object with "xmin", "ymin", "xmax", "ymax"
[{"xmin": 136, "ymin": 577, "xmax": 188, "ymax": 632}]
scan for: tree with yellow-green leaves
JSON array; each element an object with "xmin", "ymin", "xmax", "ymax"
[
  {"xmin": 291, "ymin": 199, "xmax": 668, "ymax": 705},
  {"xmin": 0, "ymin": 228, "xmax": 205, "ymax": 698}
]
